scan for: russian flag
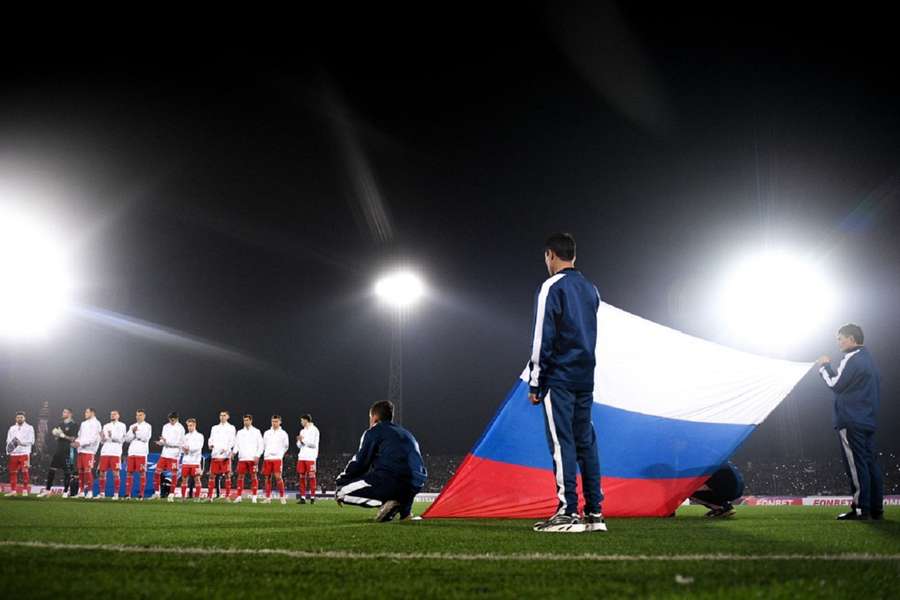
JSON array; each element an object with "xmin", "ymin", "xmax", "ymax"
[{"xmin": 424, "ymin": 303, "xmax": 812, "ymax": 518}]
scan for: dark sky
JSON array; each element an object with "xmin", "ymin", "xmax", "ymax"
[{"xmin": 1, "ymin": 4, "xmax": 898, "ymax": 460}]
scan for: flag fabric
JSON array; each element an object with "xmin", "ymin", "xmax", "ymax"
[{"xmin": 424, "ymin": 303, "xmax": 812, "ymax": 518}]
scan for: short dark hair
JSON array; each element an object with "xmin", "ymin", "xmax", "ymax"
[
  {"xmin": 369, "ymin": 400, "xmax": 394, "ymax": 423},
  {"xmin": 220, "ymin": 410, "xmax": 229, "ymax": 415},
  {"xmin": 300, "ymin": 414, "xmax": 312, "ymax": 422},
  {"xmin": 86, "ymin": 407, "xmax": 96, "ymax": 414},
  {"xmin": 187, "ymin": 418, "xmax": 197, "ymax": 425},
  {"xmin": 15, "ymin": 411, "xmax": 25, "ymax": 417},
  {"xmin": 63, "ymin": 408, "xmax": 73, "ymax": 413},
  {"xmin": 243, "ymin": 414, "xmax": 253, "ymax": 420},
  {"xmin": 136, "ymin": 409, "xmax": 145, "ymax": 414},
  {"xmin": 838, "ymin": 323, "xmax": 864, "ymax": 345},
  {"xmin": 545, "ymin": 233, "xmax": 576, "ymax": 261},
  {"xmin": 271, "ymin": 414, "xmax": 281, "ymax": 420},
  {"xmin": 168, "ymin": 411, "xmax": 178, "ymax": 420}
]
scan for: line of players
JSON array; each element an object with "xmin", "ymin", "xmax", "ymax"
[{"xmin": 5, "ymin": 408, "xmax": 321, "ymax": 504}]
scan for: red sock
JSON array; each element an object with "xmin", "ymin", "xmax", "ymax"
[
  {"xmin": 278, "ymin": 479, "xmax": 285, "ymax": 497},
  {"xmin": 208, "ymin": 477, "xmax": 215, "ymax": 498},
  {"xmin": 113, "ymin": 473, "xmax": 120, "ymax": 494},
  {"xmin": 251, "ymin": 476, "xmax": 258, "ymax": 496},
  {"xmin": 84, "ymin": 471, "xmax": 93, "ymax": 493},
  {"xmin": 125, "ymin": 474, "xmax": 133, "ymax": 497},
  {"xmin": 99, "ymin": 473, "xmax": 106, "ymax": 493},
  {"xmin": 153, "ymin": 470, "xmax": 161, "ymax": 492},
  {"xmin": 181, "ymin": 480, "xmax": 187, "ymax": 498},
  {"xmin": 265, "ymin": 479, "xmax": 272, "ymax": 498},
  {"xmin": 22, "ymin": 469, "xmax": 29, "ymax": 491},
  {"xmin": 308, "ymin": 476, "xmax": 316, "ymax": 498},
  {"xmin": 225, "ymin": 477, "xmax": 231, "ymax": 495},
  {"xmin": 9, "ymin": 472, "xmax": 17, "ymax": 493},
  {"xmin": 298, "ymin": 476, "xmax": 306, "ymax": 497},
  {"xmin": 139, "ymin": 473, "xmax": 146, "ymax": 497},
  {"xmin": 236, "ymin": 476, "xmax": 244, "ymax": 496}
]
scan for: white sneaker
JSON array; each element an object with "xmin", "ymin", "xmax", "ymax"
[
  {"xmin": 3, "ymin": 491, "xmax": 17, "ymax": 497},
  {"xmin": 280, "ymin": 497, "xmax": 287, "ymax": 505},
  {"xmin": 112, "ymin": 494, "xmax": 119, "ymax": 501},
  {"xmin": 61, "ymin": 491, "xmax": 69, "ymax": 499},
  {"xmin": 37, "ymin": 489, "xmax": 51, "ymax": 498},
  {"xmin": 76, "ymin": 491, "xmax": 85, "ymax": 499},
  {"xmin": 233, "ymin": 496, "xmax": 242, "ymax": 504},
  {"xmin": 91, "ymin": 493, "xmax": 101, "ymax": 500},
  {"xmin": 261, "ymin": 497, "xmax": 271, "ymax": 504},
  {"xmin": 167, "ymin": 495, "xmax": 174, "ymax": 503},
  {"xmin": 21, "ymin": 491, "xmax": 29, "ymax": 497},
  {"xmin": 152, "ymin": 492, "xmax": 161, "ymax": 500},
  {"xmin": 251, "ymin": 496, "xmax": 258, "ymax": 504}
]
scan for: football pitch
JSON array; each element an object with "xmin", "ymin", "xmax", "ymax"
[{"xmin": 0, "ymin": 498, "xmax": 897, "ymax": 599}]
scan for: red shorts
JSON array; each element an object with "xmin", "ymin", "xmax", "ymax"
[
  {"xmin": 77, "ymin": 453, "xmax": 94, "ymax": 471},
  {"xmin": 99, "ymin": 456, "xmax": 120, "ymax": 472},
  {"xmin": 236, "ymin": 460, "xmax": 257, "ymax": 475},
  {"xmin": 7, "ymin": 455, "xmax": 29, "ymax": 472},
  {"xmin": 210, "ymin": 458, "xmax": 231, "ymax": 475},
  {"xmin": 181, "ymin": 464, "xmax": 201, "ymax": 478},
  {"xmin": 127, "ymin": 456, "xmax": 147, "ymax": 472},
  {"xmin": 156, "ymin": 457, "xmax": 179, "ymax": 474},
  {"xmin": 296, "ymin": 460, "xmax": 316, "ymax": 475},
  {"xmin": 262, "ymin": 459, "xmax": 282, "ymax": 475}
]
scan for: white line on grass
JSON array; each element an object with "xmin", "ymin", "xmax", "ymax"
[{"xmin": 0, "ymin": 541, "xmax": 898, "ymax": 562}]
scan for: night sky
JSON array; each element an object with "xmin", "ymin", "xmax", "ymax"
[{"xmin": 1, "ymin": 4, "xmax": 898, "ymax": 460}]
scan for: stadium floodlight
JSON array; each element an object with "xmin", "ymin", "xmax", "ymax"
[
  {"xmin": 374, "ymin": 270, "xmax": 425, "ymax": 308},
  {"xmin": 0, "ymin": 209, "xmax": 74, "ymax": 339},
  {"xmin": 716, "ymin": 250, "xmax": 834, "ymax": 347}
]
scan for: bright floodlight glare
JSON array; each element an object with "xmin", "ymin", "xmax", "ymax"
[
  {"xmin": 374, "ymin": 271, "xmax": 425, "ymax": 308},
  {"xmin": 717, "ymin": 250, "xmax": 834, "ymax": 346},
  {"xmin": 0, "ymin": 210, "xmax": 73, "ymax": 339}
]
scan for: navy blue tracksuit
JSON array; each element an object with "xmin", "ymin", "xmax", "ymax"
[
  {"xmin": 527, "ymin": 267, "xmax": 603, "ymax": 515},
  {"xmin": 335, "ymin": 421, "xmax": 427, "ymax": 517},
  {"xmin": 819, "ymin": 346, "xmax": 883, "ymax": 515}
]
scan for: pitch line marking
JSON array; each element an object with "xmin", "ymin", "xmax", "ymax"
[{"xmin": 0, "ymin": 541, "xmax": 898, "ymax": 562}]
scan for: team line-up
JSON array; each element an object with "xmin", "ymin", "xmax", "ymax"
[
  {"xmin": 6, "ymin": 400, "xmax": 428, "ymax": 521},
  {"xmin": 6, "ymin": 408, "xmax": 322, "ymax": 505}
]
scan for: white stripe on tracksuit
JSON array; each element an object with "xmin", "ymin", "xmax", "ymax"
[
  {"xmin": 542, "ymin": 391, "xmax": 567, "ymax": 514},
  {"xmin": 819, "ymin": 349, "xmax": 860, "ymax": 388},
  {"xmin": 528, "ymin": 274, "xmax": 566, "ymax": 389},
  {"xmin": 337, "ymin": 479, "xmax": 382, "ymax": 507},
  {"xmin": 838, "ymin": 429, "xmax": 862, "ymax": 508}
]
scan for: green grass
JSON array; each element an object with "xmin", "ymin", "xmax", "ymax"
[{"xmin": 0, "ymin": 498, "xmax": 897, "ymax": 599}]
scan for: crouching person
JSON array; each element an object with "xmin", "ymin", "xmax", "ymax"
[{"xmin": 335, "ymin": 401, "xmax": 427, "ymax": 522}]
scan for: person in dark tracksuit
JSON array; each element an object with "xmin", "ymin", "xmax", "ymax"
[
  {"xmin": 690, "ymin": 462, "xmax": 745, "ymax": 518},
  {"xmin": 38, "ymin": 408, "xmax": 78, "ymax": 497},
  {"xmin": 335, "ymin": 400, "xmax": 427, "ymax": 522},
  {"xmin": 528, "ymin": 233, "xmax": 605, "ymax": 533},
  {"xmin": 816, "ymin": 323, "xmax": 884, "ymax": 520}
]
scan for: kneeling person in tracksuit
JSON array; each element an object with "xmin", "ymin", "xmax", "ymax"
[
  {"xmin": 690, "ymin": 462, "xmax": 744, "ymax": 517},
  {"xmin": 335, "ymin": 401, "xmax": 427, "ymax": 522}
]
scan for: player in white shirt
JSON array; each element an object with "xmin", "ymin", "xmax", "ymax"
[
  {"xmin": 207, "ymin": 410, "xmax": 236, "ymax": 501},
  {"xmin": 152, "ymin": 412, "xmax": 185, "ymax": 499},
  {"xmin": 97, "ymin": 410, "xmax": 127, "ymax": 500},
  {"xmin": 261, "ymin": 415, "xmax": 290, "ymax": 504},
  {"xmin": 232, "ymin": 414, "xmax": 263, "ymax": 504},
  {"xmin": 5, "ymin": 411, "xmax": 35, "ymax": 497},
  {"xmin": 296, "ymin": 414, "xmax": 320, "ymax": 504},
  {"xmin": 73, "ymin": 408, "xmax": 102, "ymax": 499},
  {"xmin": 124, "ymin": 409, "xmax": 152, "ymax": 499},
  {"xmin": 177, "ymin": 418, "xmax": 205, "ymax": 502}
]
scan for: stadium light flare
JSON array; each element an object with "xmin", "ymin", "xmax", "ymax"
[
  {"xmin": 374, "ymin": 271, "xmax": 426, "ymax": 308},
  {"xmin": 0, "ymin": 209, "xmax": 74, "ymax": 339},
  {"xmin": 716, "ymin": 250, "xmax": 835, "ymax": 347}
]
